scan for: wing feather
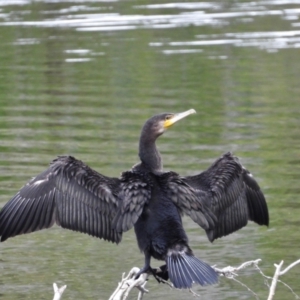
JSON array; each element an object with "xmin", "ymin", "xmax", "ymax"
[
  {"xmin": 243, "ymin": 169, "xmax": 269, "ymax": 225},
  {"xmin": 161, "ymin": 172, "xmax": 217, "ymax": 230},
  {"xmin": 112, "ymin": 171, "xmax": 151, "ymax": 233},
  {"xmin": 0, "ymin": 156, "xmax": 122, "ymax": 243},
  {"xmin": 172, "ymin": 152, "xmax": 268, "ymax": 242}
]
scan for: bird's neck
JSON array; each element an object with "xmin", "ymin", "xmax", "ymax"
[{"xmin": 139, "ymin": 135, "xmax": 162, "ymax": 172}]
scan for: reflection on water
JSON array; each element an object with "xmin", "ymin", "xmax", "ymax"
[
  {"xmin": 1, "ymin": 0, "xmax": 300, "ymax": 52},
  {"xmin": 0, "ymin": 0, "xmax": 300, "ymax": 299},
  {"xmin": 162, "ymin": 30, "xmax": 300, "ymax": 52}
]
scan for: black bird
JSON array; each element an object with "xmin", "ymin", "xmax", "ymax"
[{"xmin": 0, "ymin": 109, "xmax": 269, "ymax": 289}]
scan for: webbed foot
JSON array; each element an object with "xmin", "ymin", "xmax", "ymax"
[{"xmin": 152, "ymin": 264, "xmax": 169, "ymax": 282}]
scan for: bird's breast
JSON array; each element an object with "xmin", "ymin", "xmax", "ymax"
[{"xmin": 134, "ymin": 191, "xmax": 187, "ymax": 257}]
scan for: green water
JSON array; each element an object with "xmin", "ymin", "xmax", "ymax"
[{"xmin": 0, "ymin": 1, "xmax": 300, "ymax": 299}]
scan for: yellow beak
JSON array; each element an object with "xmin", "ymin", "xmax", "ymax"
[{"xmin": 163, "ymin": 109, "xmax": 196, "ymax": 128}]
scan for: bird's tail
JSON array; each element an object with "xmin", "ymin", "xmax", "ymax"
[{"xmin": 165, "ymin": 246, "xmax": 218, "ymax": 289}]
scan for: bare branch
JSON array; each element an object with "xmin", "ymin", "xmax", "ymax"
[
  {"xmin": 213, "ymin": 259, "xmax": 262, "ymax": 298},
  {"xmin": 231, "ymin": 277, "xmax": 259, "ymax": 300},
  {"xmin": 279, "ymin": 259, "xmax": 300, "ymax": 276},
  {"xmin": 267, "ymin": 260, "xmax": 300, "ymax": 300},
  {"xmin": 109, "ymin": 267, "xmax": 149, "ymax": 300},
  {"xmin": 46, "ymin": 258, "xmax": 300, "ymax": 299},
  {"xmin": 50, "ymin": 259, "xmax": 299, "ymax": 299},
  {"xmin": 214, "ymin": 259, "xmax": 262, "ymax": 278},
  {"xmin": 267, "ymin": 260, "xmax": 284, "ymax": 300},
  {"xmin": 53, "ymin": 283, "xmax": 67, "ymax": 300}
]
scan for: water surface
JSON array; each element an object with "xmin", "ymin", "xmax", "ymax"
[{"xmin": 0, "ymin": 1, "xmax": 300, "ymax": 299}]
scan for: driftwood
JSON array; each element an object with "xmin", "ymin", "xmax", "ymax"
[
  {"xmin": 53, "ymin": 283, "xmax": 67, "ymax": 300},
  {"xmin": 109, "ymin": 259, "xmax": 300, "ymax": 300},
  {"xmin": 108, "ymin": 267, "xmax": 150, "ymax": 300},
  {"xmin": 266, "ymin": 260, "xmax": 300, "ymax": 300},
  {"xmin": 51, "ymin": 259, "xmax": 300, "ymax": 299}
]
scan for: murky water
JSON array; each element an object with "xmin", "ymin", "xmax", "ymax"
[{"xmin": 0, "ymin": 1, "xmax": 300, "ymax": 299}]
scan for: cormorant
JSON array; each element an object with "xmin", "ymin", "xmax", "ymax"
[{"xmin": 0, "ymin": 109, "xmax": 269, "ymax": 289}]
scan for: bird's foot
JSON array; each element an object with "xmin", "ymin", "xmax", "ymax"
[
  {"xmin": 152, "ymin": 264, "xmax": 169, "ymax": 284},
  {"xmin": 135, "ymin": 265, "xmax": 153, "ymax": 280},
  {"xmin": 136, "ymin": 265, "xmax": 169, "ymax": 284}
]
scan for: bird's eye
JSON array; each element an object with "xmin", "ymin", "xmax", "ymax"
[{"xmin": 165, "ymin": 115, "xmax": 172, "ymax": 120}]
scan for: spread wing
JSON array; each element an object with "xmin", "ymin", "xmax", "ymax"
[
  {"xmin": 0, "ymin": 156, "xmax": 122, "ymax": 243},
  {"xmin": 112, "ymin": 171, "xmax": 151, "ymax": 232},
  {"xmin": 161, "ymin": 172, "xmax": 217, "ymax": 231},
  {"xmin": 169, "ymin": 152, "xmax": 269, "ymax": 242}
]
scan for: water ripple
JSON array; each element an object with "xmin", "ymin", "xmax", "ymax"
[
  {"xmin": 0, "ymin": 9, "xmax": 288, "ymax": 30},
  {"xmin": 1, "ymin": 1, "xmax": 300, "ymax": 51}
]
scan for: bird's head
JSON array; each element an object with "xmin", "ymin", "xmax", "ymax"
[{"xmin": 142, "ymin": 109, "xmax": 196, "ymax": 138}]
